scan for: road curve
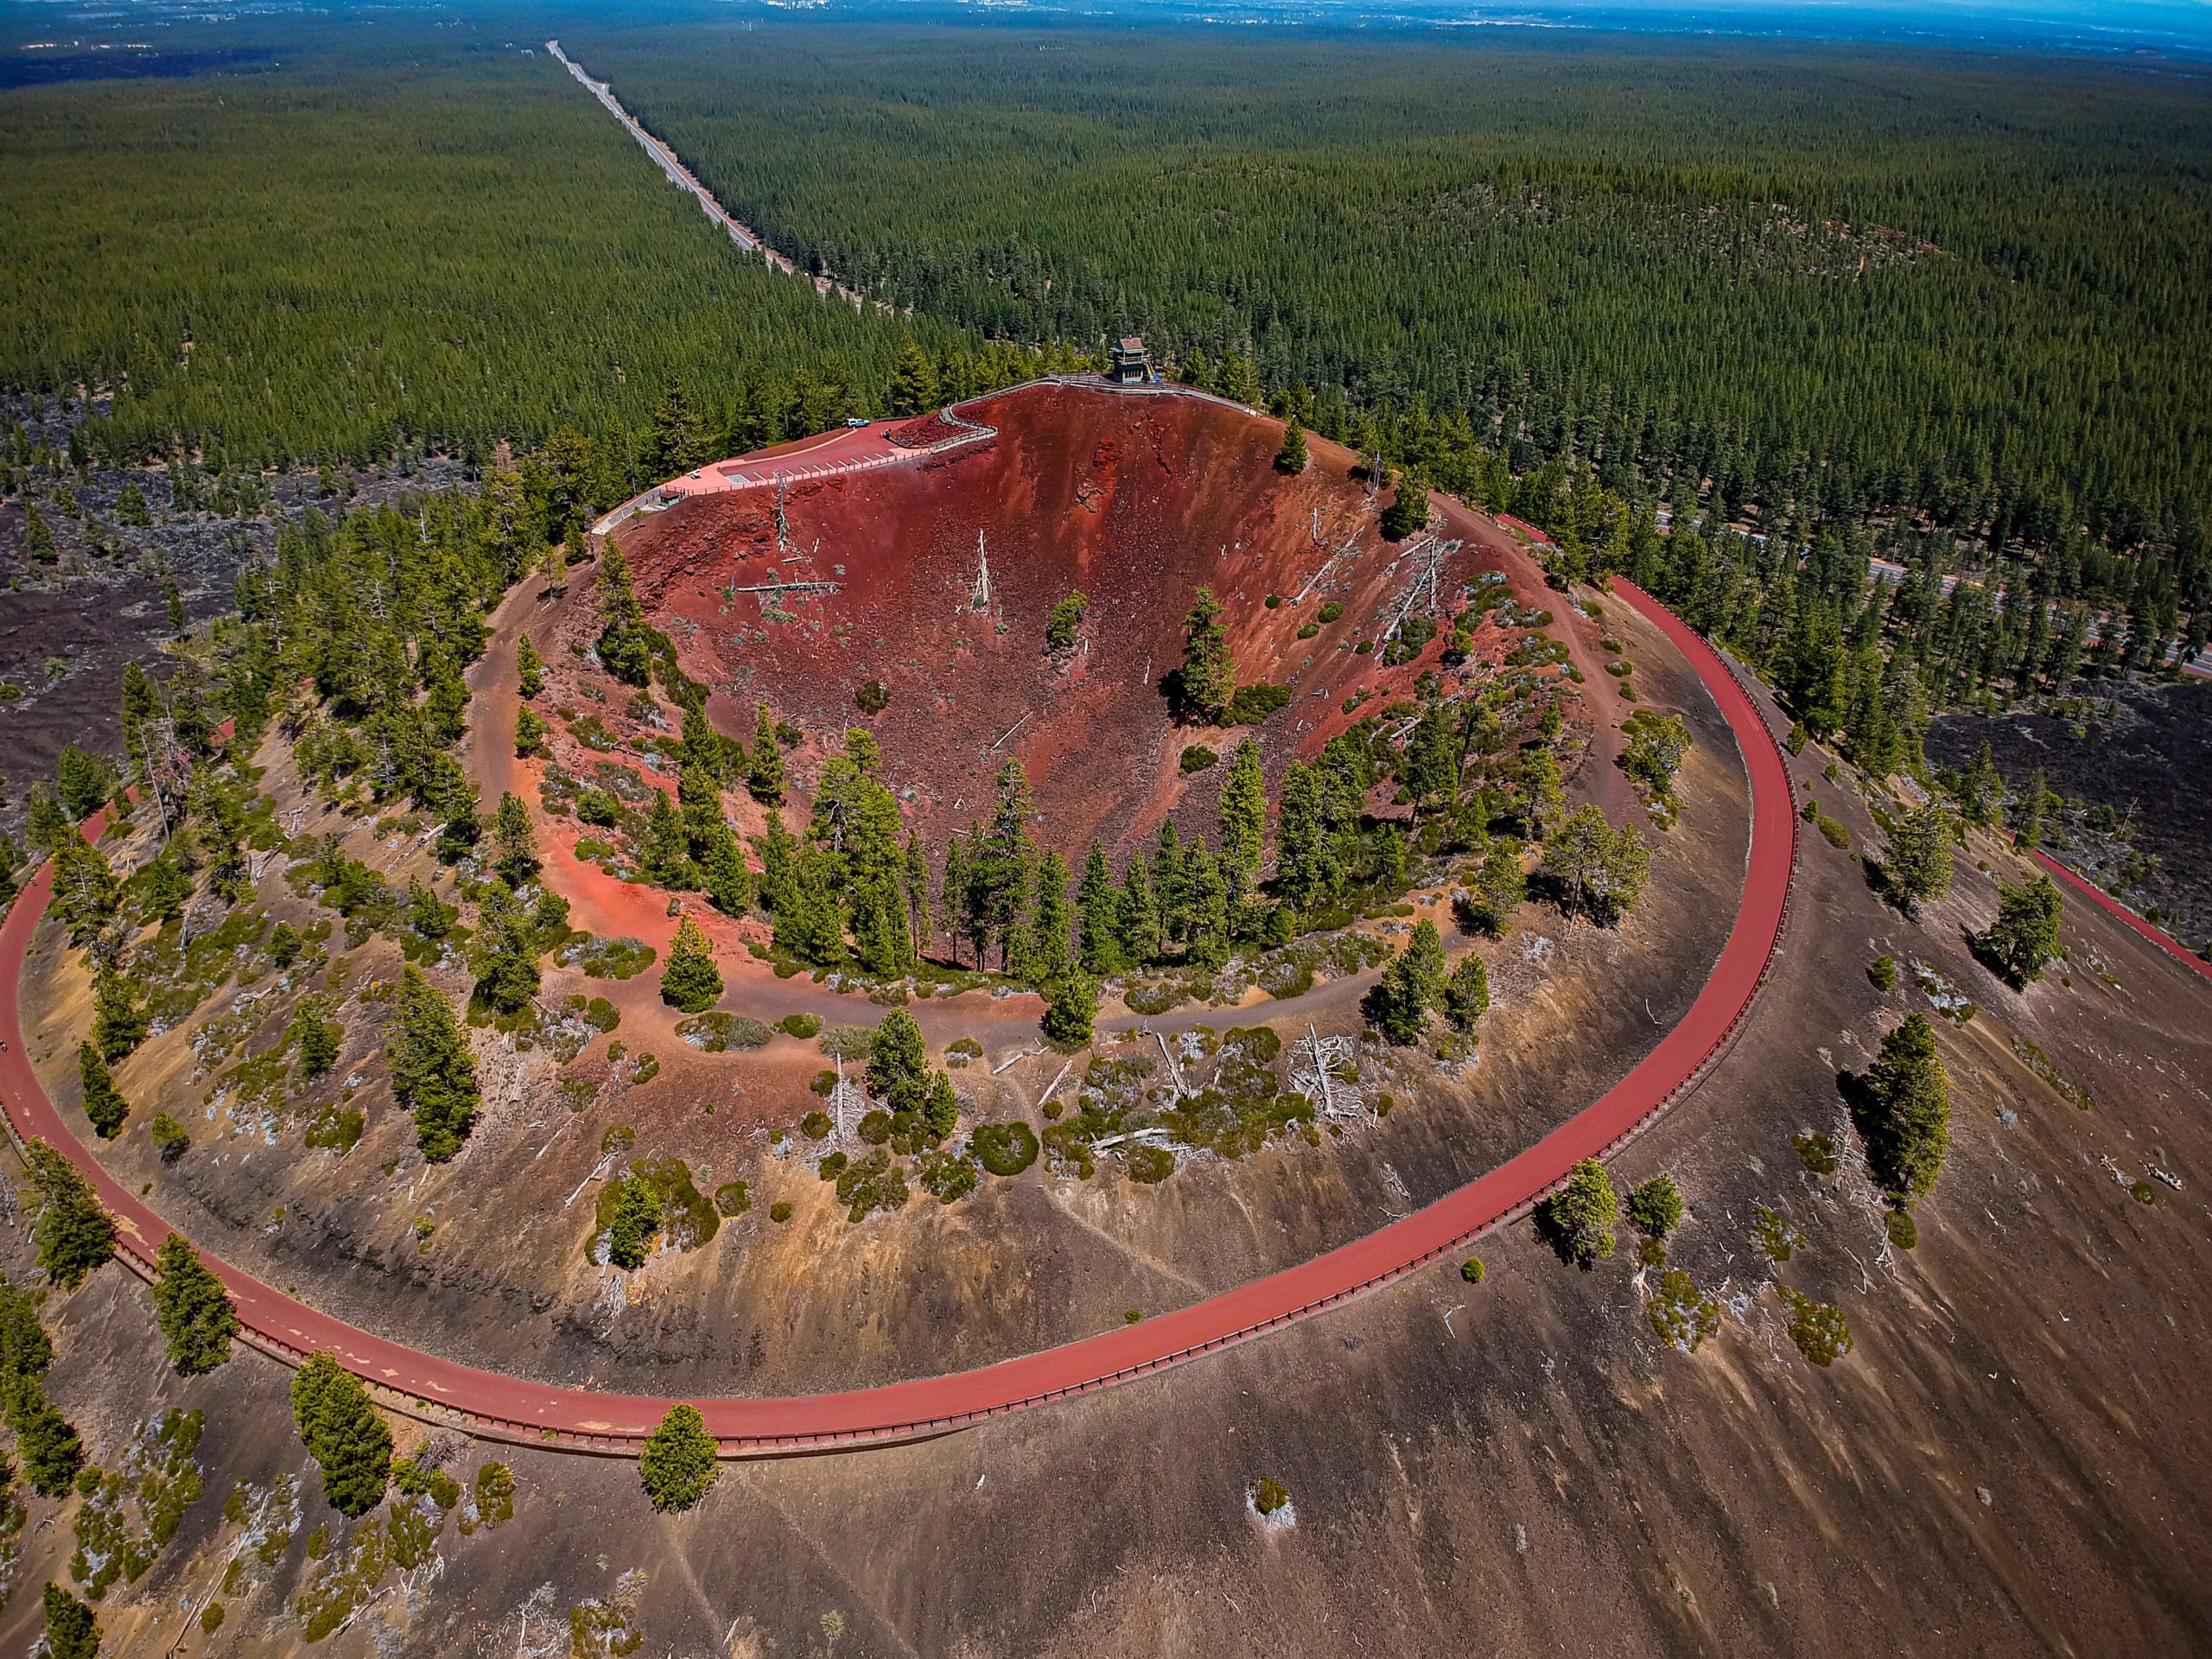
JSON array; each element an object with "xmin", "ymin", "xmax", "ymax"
[{"xmin": 1, "ymin": 582, "xmax": 1795, "ymax": 1459}]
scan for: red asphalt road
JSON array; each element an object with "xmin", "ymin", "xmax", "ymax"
[
  {"xmin": 1, "ymin": 581, "xmax": 1797, "ymax": 1455},
  {"xmin": 2024, "ymin": 846, "xmax": 2212, "ymax": 984}
]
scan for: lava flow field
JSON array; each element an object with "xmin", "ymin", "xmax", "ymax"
[{"xmin": 609, "ymin": 382, "xmax": 1545, "ymax": 857}]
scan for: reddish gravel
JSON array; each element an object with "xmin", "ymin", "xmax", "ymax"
[{"xmin": 613, "ymin": 381, "xmax": 1556, "ymax": 862}]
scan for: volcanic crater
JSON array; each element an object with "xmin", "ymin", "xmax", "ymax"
[{"xmin": 600, "ymin": 381, "xmax": 1583, "ymax": 857}]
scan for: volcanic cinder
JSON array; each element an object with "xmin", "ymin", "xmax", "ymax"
[{"xmin": 610, "ymin": 381, "xmax": 1542, "ymax": 856}]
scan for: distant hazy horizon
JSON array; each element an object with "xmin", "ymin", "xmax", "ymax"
[{"xmin": 3, "ymin": 0, "xmax": 2209, "ymax": 60}]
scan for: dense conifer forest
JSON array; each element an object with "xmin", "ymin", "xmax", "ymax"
[
  {"xmin": 0, "ymin": 44, "xmax": 968, "ymax": 468},
  {"xmin": 573, "ymin": 22, "xmax": 2209, "ymax": 593}
]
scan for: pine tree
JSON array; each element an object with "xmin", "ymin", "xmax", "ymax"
[
  {"xmin": 23, "ymin": 787, "xmax": 72, "ymax": 855},
  {"xmin": 640, "ymin": 787, "xmax": 696, "ymax": 888},
  {"xmin": 680, "ymin": 698, "xmax": 726, "ymax": 783},
  {"xmin": 594, "ymin": 539, "xmax": 654, "ymax": 687},
  {"xmin": 677, "ymin": 760, "xmax": 722, "ymax": 855},
  {"xmin": 868, "ymin": 1008, "xmax": 931, "ymax": 1116},
  {"xmin": 514, "ymin": 705, "xmax": 548, "ymax": 758},
  {"xmin": 1403, "ymin": 703, "xmax": 1461, "ymax": 817},
  {"xmin": 701, "ymin": 821, "xmax": 753, "ymax": 915},
  {"xmin": 903, "ymin": 830, "xmax": 932, "ymax": 957},
  {"xmin": 1542, "ymin": 804, "xmax": 1649, "ymax": 925},
  {"xmin": 971, "ymin": 761, "xmax": 1036, "ymax": 969},
  {"xmin": 1041, "ymin": 964, "xmax": 1097, "ymax": 1046},
  {"xmin": 289, "ymin": 998, "xmax": 343, "ymax": 1077},
  {"xmin": 407, "ymin": 874, "xmax": 454, "ymax": 941},
  {"xmin": 1077, "ymin": 842, "xmax": 1124, "ymax": 974},
  {"xmin": 1117, "ymin": 853, "xmax": 1160, "ymax": 963},
  {"xmin": 152, "ymin": 1233, "xmax": 238, "ymax": 1375},
  {"xmin": 639, "ymin": 1403, "xmax": 719, "ymax": 1512},
  {"xmin": 755, "ymin": 810, "xmax": 798, "ymax": 914},
  {"xmin": 23, "ymin": 505, "xmax": 55, "ymax": 563},
  {"xmin": 1441, "ymin": 953, "xmax": 1491, "ymax": 1032},
  {"xmin": 1955, "ymin": 741, "xmax": 2005, "ymax": 828},
  {"xmin": 8, "ymin": 1373, "xmax": 84, "ymax": 1496},
  {"xmin": 1274, "ymin": 761, "xmax": 1341, "ymax": 912},
  {"xmin": 55, "ymin": 744, "xmax": 114, "ymax": 821},
  {"xmin": 469, "ymin": 882, "xmax": 541, "ymax": 1015},
  {"xmin": 649, "ymin": 374, "xmax": 709, "ymax": 474},
  {"xmin": 1626, "ymin": 1173, "xmax": 1685, "ymax": 1240},
  {"xmin": 41, "ymin": 1583, "xmax": 100, "ymax": 1659},
  {"xmin": 1363, "ymin": 918, "xmax": 1447, "ymax": 1044},
  {"xmin": 1380, "ymin": 471, "xmax": 1429, "ymax": 540},
  {"xmin": 490, "ymin": 791, "xmax": 538, "ymax": 886},
  {"xmin": 391, "ymin": 967, "xmax": 480, "ymax": 1161},
  {"xmin": 49, "ymin": 838, "xmax": 118, "ymax": 940},
  {"xmin": 290, "ymin": 1352, "xmax": 392, "ymax": 1518},
  {"xmin": 887, "ymin": 337, "xmax": 941, "ymax": 416},
  {"xmin": 1519, "ymin": 748, "xmax": 1565, "ymax": 836},
  {"xmin": 659, "ymin": 916, "xmax": 724, "ymax": 1013},
  {"xmin": 1983, "ymin": 874, "xmax": 2064, "ymax": 985},
  {"xmin": 77, "ymin": 1043, "xmax": 128, "ymax": 1140},
  {"xmin": 1218, "ymin": 738, "xmax": 1267, "ymax": 899},
  {"xmin": 939, "ymin": 833, "xmax": 971, "ymax": 966},
  {"xmin": 1465, "ymin": 838, "xmax": 1526, "ymax": 933},
  {"xmin": 603, "ymin": 1170, "xmax": 660, "ymax": 1268},
  {"xmin": 1275, "ymin": 416, "xmax": 1308, "ymax": 474},
  {"xmin": 92, "ymin": 961, "xmax": 148, "ymax": 1061},
  {"xmin": 747, "ymin": 702, "xmax": 785, "ymax": 804},
  {"xmin": 1856, "ymin": 1011, "xmax": 1951, "ymax": 1201},
  {"xmin": 1174, "ymin": 588, "xmax": 1235, "ymax": 724},
  {"xmin": 1027, "ymin": 848, "xmax": 1074, "ymax": 976},
  {"xmin": 2012, "ymin": 766, "xmax": 2048, "ymax": 849},
  {"xmin": 774, "ymin": 849, "xmax": 849, "ymax": 967},
  {"xmin": 1885, "ymin": 802, "xmax": 1955, "ymax": 914},
  {"xmin": 518, "ymin": 632, "xmax": 545, "ymax": 700},
  {"xmin": 1540, "ymin": 1160, "xmax": 1618, "ymax": 1268},
  {"xmin": 24, "ymin": 1141, "xmax": 116, "ymax": 1290}
]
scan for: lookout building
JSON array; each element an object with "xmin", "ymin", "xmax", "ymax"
[{"xmin": 1107, "ymin": 336, "xmax": 1154, "ymax": 385}]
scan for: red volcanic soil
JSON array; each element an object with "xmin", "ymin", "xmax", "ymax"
[{"xmin": 610, "ymin": 383, "xmax": 1563, "ymax": 859}]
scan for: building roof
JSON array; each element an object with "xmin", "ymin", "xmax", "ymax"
[{"xmin": 1116, "ymin": 336, "xmax": 1146, "ymax": 353}]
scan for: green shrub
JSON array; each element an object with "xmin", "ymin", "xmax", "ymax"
[
  {"xmin": 971, "ymin": 1121, "xmax": 1040, "ymax": 1177},
  {"xmin": 800, "ymin": 1109, "xmax": 832, "ymax": 1138},
  {"xmin": 1126, "ymin": 1144, "xmax": 1175, "ymax": 1183},
  {"xmin": 1253, "ymin": 1477, "xmax": 1290, "ymax": 1516},
  {"xmin": 1867, "ymin": 954, "xmax": 1898, "ymax": 990},
  {"xmin": 676, "ymin": 1012, "xmax": 771, "ymax": 1052},
  {"xmin": 1459, "ymin": 1256, "xmax": 1485, "ymax": 1284},
  {"xmin": 1793, "ymin": 1130, "xmax": 1840, "ymax": 1176},
  {"xmin": 1226, "ymin": 682, "xmax": 1293, "ymax": 726},
  {"xmin": 1179, "ymin": 745, "xmax": 1217, "ymax": 774},
  {"xmin": 776, "ymin": 1013, "xmax": 823, "ymax": 1039},
  {"xmin": 1317, "ymin": 601, "xmax": 1343, "ymax": 623},
  {"xmin": 1778, "ymin": 1285, "xmax": 1853, "ymax": 1366},
  {"xmin": 858, "ymin": 1109, "xmax": 893, "ymax": 1146},
  {"xmin": 303, "ymin": 1106, "xmax": 365, "ymax": 1153},
  {"xmin": 1297, "ymin": 622, "xmax": 1319, "ymax": 640},
  {"xmin": 1885, "ymin": 1208, "xmax": 1918, "ymax": 1249},
  {"xmin": 1817, "ymin": 815, "xmax": 1852, "ymax": 849},
  {"xmin": 149, "ymin": 1112, "xmax": 190, "ymax": 1162},
  {"xmin": 639, "ymin": 1404, "xmax": 718, "ymax": 1512},
  {"xmin": 714, "ymin": 1181, "xmax": 751, "ymax": 1217},
  {"xmin": 918, "ymin": 1150, "xmax": 981, "ymax": 1204},
  {"xmin": 769, "ymin": 1201, "xmax": 793, "ymax": 1223}
]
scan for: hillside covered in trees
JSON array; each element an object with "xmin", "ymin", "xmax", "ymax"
[{"xmin": 570, "ymin": 21, "xmax": 2208, "ymax": 623}]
